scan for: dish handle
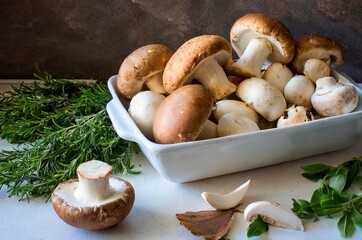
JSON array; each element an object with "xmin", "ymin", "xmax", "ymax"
[{"xmin": 106, "ymin": 99, "xmax": 139, "ymax": 143}]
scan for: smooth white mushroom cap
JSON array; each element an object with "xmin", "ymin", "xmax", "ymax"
[
  {"xmin": 196, "ymin": 120, "xmax": 218, "ymax": 140},
  {"xmin": 236, "ymin": 77, "xmax": 287, "ymax": 122},
  {"xmin": 217, "ymin": 113, "xmax": 260, "ymax": 137},
  {"xmin": 128, "ymin": 91, "xmax": 166, "ymax": 140},
  {"xmin": 262, "ymin": 63, "xmax": 293, "ymax": 93},
  {"xmin": 244, "ymin": 201, "xmax": 304, "ymax": 231},
  {"xmin": 284, "ymin": 75, "xmax": 315, "ymax": 108},
  {"xmin": 303, "ymin": 58, "xmax": 331, "ymax": 83},
  {"xmin": 311, "ymin": 76, "xmax": 359, "ymax": 116},
  {"xmin": 277, "ymin": 105, "xmax": 314, "ymax": 128},
  {"xmin": 213, "ymin": 99, "xmax": 259, "ymax": 123}
]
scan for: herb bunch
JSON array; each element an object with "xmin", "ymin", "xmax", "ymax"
[
  {"xmin": 292, "ymin": 157, "xmax": 362, "ymax": 238},
  {"xmin": 0, "ymin": 69, "xmax": 139, "ymax": 200}
]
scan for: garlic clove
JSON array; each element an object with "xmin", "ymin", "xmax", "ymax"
[
  {"xmin": 201, "ymin": 180, "xmax": 250, "ymax": 210},
  {"xmin": 244, "ymin": 200, "xmax": 304, "ymax": 231}
]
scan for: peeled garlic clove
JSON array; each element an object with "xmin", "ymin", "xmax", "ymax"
[
  {"xmin": 244, "ymin": 201, "xmax": 304, "ymax": 231},
  {"xmin": 201, "ymin": 180, "xmax": 250, "ymax": 210}
]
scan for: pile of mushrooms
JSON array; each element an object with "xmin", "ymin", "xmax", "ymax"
[{"xmin": 117, "ymin": 13, "xmax": 360, "ymax": 144}]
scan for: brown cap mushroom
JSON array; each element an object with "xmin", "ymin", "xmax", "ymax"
[
  {"xmin": 117, "ymin": 44, "xmax": 173, "ymax": 99},
  {"xmin": 230, "ymin": 13, "xmax": 295, "ymax": 77},
  {"xmin": 291, "ymin": 34, "xmax": 344, "ymax": 75},
  {"xmin": 52, "ymin": 160, "xmax": 135, "ymax": 230},
  {"xmin": 153, "ymin": 84, "xmax": 214, "ymax": 144},
  {"xmin": 162, "ymin": 35, "xmax": 236, "ymax": 100}
]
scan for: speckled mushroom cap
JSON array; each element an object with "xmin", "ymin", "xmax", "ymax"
[
  {"xmin": 153, "ymin": 84, "xmax": 214, "ymax": 144},
  {"xmin": 291, "ymin": 34, "xmax": 344, "ymax": 74},
  {"xmin": 117, "ymin": 44, "xmax": 173, "ymax": 99},
  {"xmin": 162, "ymin": 35, "xmax": 233, "ymax": 93},
  {"xmin": 230, "ymin": 13, "xmax": 295, "ymax": 64},
  {"xmin": 51, "ymin": 177, "xmax": 135, "ymax": 230}
]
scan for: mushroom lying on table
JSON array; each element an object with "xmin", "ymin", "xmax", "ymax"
[
  {"xmin": 52, "ymin": 160, "xmax": 135, "ymax": 230},
  {"xmin": 117, "ymin": 44, "xmax": 173, "ymax": 99},
  {"xmin": 153, "ymin": 84, "xmax": 214, "ymax": 144},
  {"xmin": 230, "ymin": 13, "xmax": 295, "ymax": 78},
  {"xmin": 311, "ymin": 76, "xmax": 359, "ymax": 117},
  {"xmin": 291, "ymin": 34, "xmax": 344, "ymax": 83},
  {"xmin": 162, "ymin": 35, "xmax": 236, "ymax": 100},
  {"xmin": 244, "ymin": 201, "xmax": 304, "ymax": 231}
]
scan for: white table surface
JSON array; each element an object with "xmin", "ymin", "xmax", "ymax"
[{"xmin": 1, "ymin": 81, "xmax": 362, "ymax": 240}]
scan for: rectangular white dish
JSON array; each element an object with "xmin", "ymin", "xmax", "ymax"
[{"xmin": 106, "ymin": 71, "xmax": 362, "ymax": 183}]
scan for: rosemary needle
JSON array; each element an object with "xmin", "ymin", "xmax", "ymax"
[{"xmin": 0, "ymin": 69, "xmax": 140, "ymax": 201}]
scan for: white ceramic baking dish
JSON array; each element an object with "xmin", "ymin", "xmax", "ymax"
[{"xmin": 106, "ymin": 71, "xmax": 362, "ymax": 183}]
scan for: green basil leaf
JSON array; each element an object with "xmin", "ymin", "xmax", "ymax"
[
  {"xmin": 356, "ymin": 176, "xmax": 362, "ymax": 190},
  {"xmin": 292, "ymin": 199, "xmax": 316, "ymax": 219},
  {"xmin": 301, "ymin": 163, "xmax": 332, "ymax": 181},
  {"xmin": 311, "ymin": 188, "xmax": 324, "ymax": 205},
  {"xmin": 329, "ymin": 173, "xmax": 347, "ymax": 193},
  {"xmin": 301, "ymin": 163, "xmax": 332, "ymax": 174},
  {"xmin": 351, "ymin": 206, "xmax": 362, "ymax": 228},
  {"xmin": 320, "ymin": 194, "xmax": 343, "ymax": 208},
  {"xmin": 345, "ymin": 161, "xmax": 361, "ymax": 190},
  {"xmin": 247, "ymin": 215, "xmax": 269, "ymax": 238},
  {"xmin": 338, "ymin": 212, "xmax": 355, "ymax": 238}
]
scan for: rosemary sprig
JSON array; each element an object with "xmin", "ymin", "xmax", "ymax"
[
  {"xmin": 0, "ymin": 69, "xmax": 140, "ymax": 200},
  {"xmin": 292, "ymin": 157, "xmax": 362, "ymax": 238}
]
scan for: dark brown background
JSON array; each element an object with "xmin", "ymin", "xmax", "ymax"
[{"xmin": 1, "ymin": 0, "xmax": 361, "ymax": 82}]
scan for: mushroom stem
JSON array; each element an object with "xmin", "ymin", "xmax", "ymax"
[
  {"xmin": 235, "ymin": 37, "xmax": 273, "ymax": 77},
  {"xmin": 74, "ymin": 160, "xmax": 113, "ymax": 203},
  {"xmin": 145, "ymin": 71, "xmax": 167, "ymax": 94},
  {"xmin": 193, "ymin": 56, "xmax": 236, "ymax": 100}
]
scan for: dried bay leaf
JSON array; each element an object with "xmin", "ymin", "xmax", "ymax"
[{"xmin": 176, "ymin": 209, "xmax": 235, "ymax": 240}]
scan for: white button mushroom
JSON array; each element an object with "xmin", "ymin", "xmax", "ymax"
[
  {"xmin": 284, "ymin": 75, "xmax": 315, "ymax": 108},
  {"xmin": 277, "ymin": 105, "xmax": 314, "ymax": 128},
  {"xmin": 196, "ymin": 120, "xmax": 218, "ymax": 140},
  {"xmin": 128, "ymin": 90, "xmax": 166, "ymax": 140},
  {"xmin": 311, "ymin": 76, "xmax": 359, "ymax": 116},
  {"xmin": 262, "ymin": 63, "xmax": 294, "ymax": 93},
  {"xmin": 162, "ymin": 35, "xmax": 236, "ymax": 100},
  {"xmin": 117, "ymin": 44, "xmax": 173, "ymax": 99},
  {"xmin": 303, "ymin": 58, "xmax": 331, "ymax": 83},
  {"xmin": 244, "ymin": 201, "xmax": 304, "ymax": 231},
  {"xmin": 236, "ymin": 77, "xmax": 287, "ymax": 122},
  {"xmin": 51, "ymin": 160, "xmax": 135, "ymax": 230},
  {"xmin": 230, "ymin": 13, "xmax": 295, "ymax": 78},
  {"xmin": 213, "ymin": 99, "xmax": 259, "ymax": 123},
  {"xmin": 217, "ymin": 113, "xmax": 260, "ymax": 137}
]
